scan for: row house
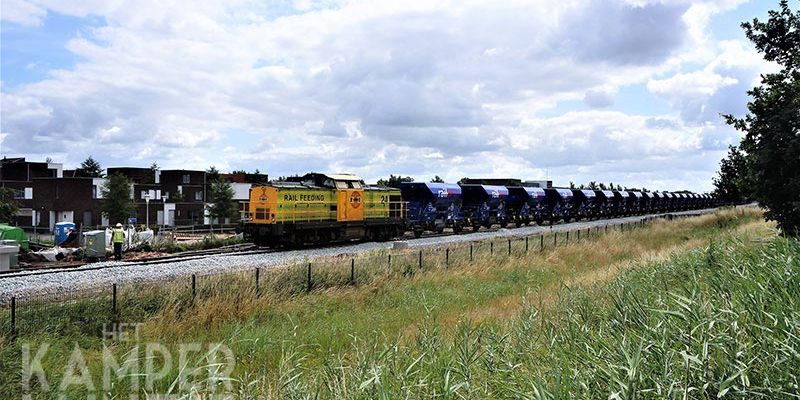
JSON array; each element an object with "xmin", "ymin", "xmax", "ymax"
[{"xmin": 2, "ymin": 158, "xmax": 265, "ymax": 231}]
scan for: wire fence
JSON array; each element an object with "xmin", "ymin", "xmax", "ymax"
[{"xmin": 1, "ymin": 213, "xmax": 694, "ymax": 339}]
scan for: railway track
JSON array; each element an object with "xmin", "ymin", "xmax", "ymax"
[
  {"xmin": 1, "ymin": 245, "xmax": 277, "ymax": 279},
  {"xmin": 0, "ymin": 207, "xmax": 734, "ymax": 280}
]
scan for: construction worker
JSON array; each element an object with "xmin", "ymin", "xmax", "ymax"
[{"xmin": 112, "ymin": 223, "xmax": 125, "ymax": 260}]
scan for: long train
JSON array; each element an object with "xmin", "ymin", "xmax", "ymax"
[{"xmin": 243, "ymin": 173, "xmax": 721, "ymax": 246}]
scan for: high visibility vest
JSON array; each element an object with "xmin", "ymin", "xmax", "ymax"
[{"xmin": 112, "ymin": 228, "xmax": 125, "ymax": 243}]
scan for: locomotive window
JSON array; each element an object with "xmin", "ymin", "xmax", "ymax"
[
  {"xmin": 335, "ymin": 181, "xmax": 348, "ymax": 189},
  {"xmin": 255, "ymin": 208, "xmax": 267, "ymax": 220},
  {"xmin": 350, "ymin": 181, "xmax": 362, "ymax": 189}
]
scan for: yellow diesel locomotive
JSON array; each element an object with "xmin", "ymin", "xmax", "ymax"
[{"xmin": 244, "ymin": 173, "xmax": 405, "ymax": 246}]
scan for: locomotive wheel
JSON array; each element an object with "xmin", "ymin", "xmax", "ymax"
[
  {"xmin": 413, "ymin": 230, "xmax": 423, "ymax": 238},
  {"xmin": 515, "ymin": 221, "xmax": 522, "ymax": 228},
  {"xmin": 436, "ymin": 227, "xmax": 445, "ymax": 234},
  {"xmin": 453, "ymin": 224, "xmax": 464, "ymax": 234}
]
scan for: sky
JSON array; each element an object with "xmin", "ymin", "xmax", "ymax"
[{"xmin": 0, "ymin": 0, "xmax": 779, "ymax": 190}]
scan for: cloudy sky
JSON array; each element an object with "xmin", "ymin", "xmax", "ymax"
[{"xmin": 0, "ymin": 0, "xmax": 777, "ymax": 190}]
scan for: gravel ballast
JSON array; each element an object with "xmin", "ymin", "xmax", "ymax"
[{"xmin": 0, "ymin": 208, "xmax": 721, "ymax": 301}]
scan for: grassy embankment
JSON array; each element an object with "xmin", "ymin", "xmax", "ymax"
[{"xmin": 2, "ymin": 208, "xmax": 797, "ymax": 399}]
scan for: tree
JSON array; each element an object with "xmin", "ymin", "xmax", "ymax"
[
  {"xmin": 430, "ymin": 176, "xmax": 445, "ymax": 183},
  {"xmin": 207, "ymin": 179, "xmax": 238, "ymax": 227},
  {"xmin": 101, "ymin": 173, "xmax": 135, "ymax": 225},
  {"xmin": 206, "ymin": 166, "xmax": 220, "ymax": 183},
  {"xmin": 457, "ymin": 177, "xmax": 470, "ymax": 185},
  {"xmin": 724, "ymin": 1, "xmax": 800, "ymax": 236},
  {"xmin": 376, "ymin": 174, "xmax": 414, "ymax": 188},
  {"xmin": 143, "ymin": 162, "xmax": 159, "ymax": 184},
  {"xmin": 0, "ymin": 187, "xmax": 20, "ymax": 224},
  {"xmin": 713, "ymin": 145, "xmax": 748, "ymax": 203},
  {"xmin": 76, "ymin": 156, "xmax": 104, "ymax": 177}
]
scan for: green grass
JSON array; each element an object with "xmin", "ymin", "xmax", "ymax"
[{"xmin": 3, "ymin": 208, "xmax": 795, "ymax": 399}]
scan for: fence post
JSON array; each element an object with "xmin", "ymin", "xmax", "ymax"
[
  {"xmin": 255, "ymin": 268, "xmax": 260, "ymax": 297},
  {"xmin": 470, "ymin": 244, "xmax": 473, "ymax": 261},
  {"xmin": 587, "ymin": 227, "xmax": 591, "ymax": 237},
  {"xmin": 445, "ymin": 248, "xmax": 449, "ymax": 267},
  {"xmin": 191, "ymin": 274, "xmax": 196, "ymax": 305},
  {"xmin": 112, "ymin": 283, "xmax": 117, "ymax": 321},
  {"xmin": 419, "ymin": 250, "xmax": 423, "ymax": 269},
  {"xmin": 525, "ymin": 236, "xmax": 529, "ymax": 252},
  {"xmin": 554, "ymin": 232, "xmax": 558, "ymax": 247},
  {"xmin": 10, "ymin": 297, "xmax": 16, "ymax": 338},
  {"xmin": 490, "ymin": 242, "xmax": 494, "ymax": 255},
  {"xmin": 540, "ymin": 235, "xmax": 544, "ymax": 251},
  {"xmin": 350, "ymin": 259, "xmax": 355, "ymax": 285},
  {"xmin": 508, "ymin": 239, "xmax": 511, "ymax": 256},
  {"xmin": 388, "ymin": 254, "xmax": 392, "ymax": 270},
  {"xmin": 577, "ymin": 229, "xmax": 580, "ymax": 241},
  {"xmin": 307, "ymin": 263, "xmax": 312, "ymax": 292}
]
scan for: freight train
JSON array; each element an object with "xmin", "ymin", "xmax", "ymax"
[{"xmin": 243, "ymin": 173, "xmax": 719, "ymax": 246}]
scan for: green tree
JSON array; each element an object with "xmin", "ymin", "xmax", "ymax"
[
  {"xmin": 206, "ymin": 166, "xmax": 220, "ymax": 183},
  {"xmin": 207, "ymin": 179, "xmax": 238, "ymax": 227},
  {"xmin": 713, "ymin": 145, "xmax": 748, "ymax": 203},
  {"xmin": 143, "ymin": 162, "xmax": 159, "ymax": 184},
  {"xmin": 76, "ymin": 156, "xmax": 104, "ymax": 177},
  {"xmin": 430, "ymin": 176, "xmax": 445, "ymax": 183},
  {"xmin": 376, "ymin": 174, "xmax": 414, "ymax": 188},
  {"xmin": 457, "ymin": 177, "xmax": 470, "ymax": 185},
  {"xmin": 101, "ymin": 173, "xmax": 135, "ymax": 225},
  {"xmin": 724, "ymin": 1, "xmax": 800, "ymax": 236},
  {"xmin": 0, "ymin": 187, "xmax": 20, "ymax": 223}
]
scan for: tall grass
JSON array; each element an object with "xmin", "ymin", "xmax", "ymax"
[
  {"xmin": 3, "ymin": 208, "xmax": 789, "ymax": 399},
  {"xmin": 261, "ymin": 236, "xmax": 798, "ymax": 399}
]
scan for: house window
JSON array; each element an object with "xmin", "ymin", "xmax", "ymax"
[
  {"xmin": 163, "ymin": 191, "xmax": 170, "ymax": 200},
  {"xmin": 141, "ymin": 190, "xmax": 147, "ymax": 199},
  {"xmin": 92, "ymin": 185, "xmax": 99, "ymax": 199},
  {"xmin": 13, "ymin": 189, "xmax": 25, "ymax": 199},
  {"xmin": 182, "ymin": 174, "xmax": 190, "ymax": 184},
  {"xmin": 195, "ymin": 191, "xmax": 203, "ymax": 201}
]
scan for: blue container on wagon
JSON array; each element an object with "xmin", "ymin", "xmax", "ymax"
[
  {"xmin": 460, "ymin": 184, "xmax": 510, "ymax": 229},
  {"xmin": 54, "ymin": 222, "xmax": 77, "ymax": 245},
  {"xmin": 543, "ymin": 188, "xmax": 576, "ymax": 222},
  {"xmin": 399, "ymin": 182, "xmax": 464, "ymax": 235},
  {"xmin": 507, "ymin": 186, "xmax": 547, "ymax": 225},
  {"xmin": 571, "ymin": 189, "xmax": 599, "ymax": 220}
]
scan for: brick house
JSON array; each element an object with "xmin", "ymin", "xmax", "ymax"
[{"xmin": 0, "ymin": 157, "xmax": 64, "ymax": 227}]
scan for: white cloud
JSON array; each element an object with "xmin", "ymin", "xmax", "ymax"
[{"xmin": 0, "ymin": 0, "xmax": 773, "ymax": 191}]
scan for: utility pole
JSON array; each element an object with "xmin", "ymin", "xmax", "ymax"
[{"xmin": 144, "ymin": 192, "xmax": 151, "ymax": 230}]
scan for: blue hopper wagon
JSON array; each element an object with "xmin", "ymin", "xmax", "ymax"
[
  {"xmin": 572, "ymin": 189, "xmax": 600, "ymax": 220},
  {"xmin": 460, "ymin": 184, "xmax": 509, "ymax": 229},
  {"xmin": 506, "ymin": 186, "xmax": 547, "ymax": 226},
  {"xmin": 399, "ymin": 182, "xmax": 464, "ymax": 237},
  {"xmin": 544, "ymin": 188, "xmax": 576, "ymax": 223}
]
